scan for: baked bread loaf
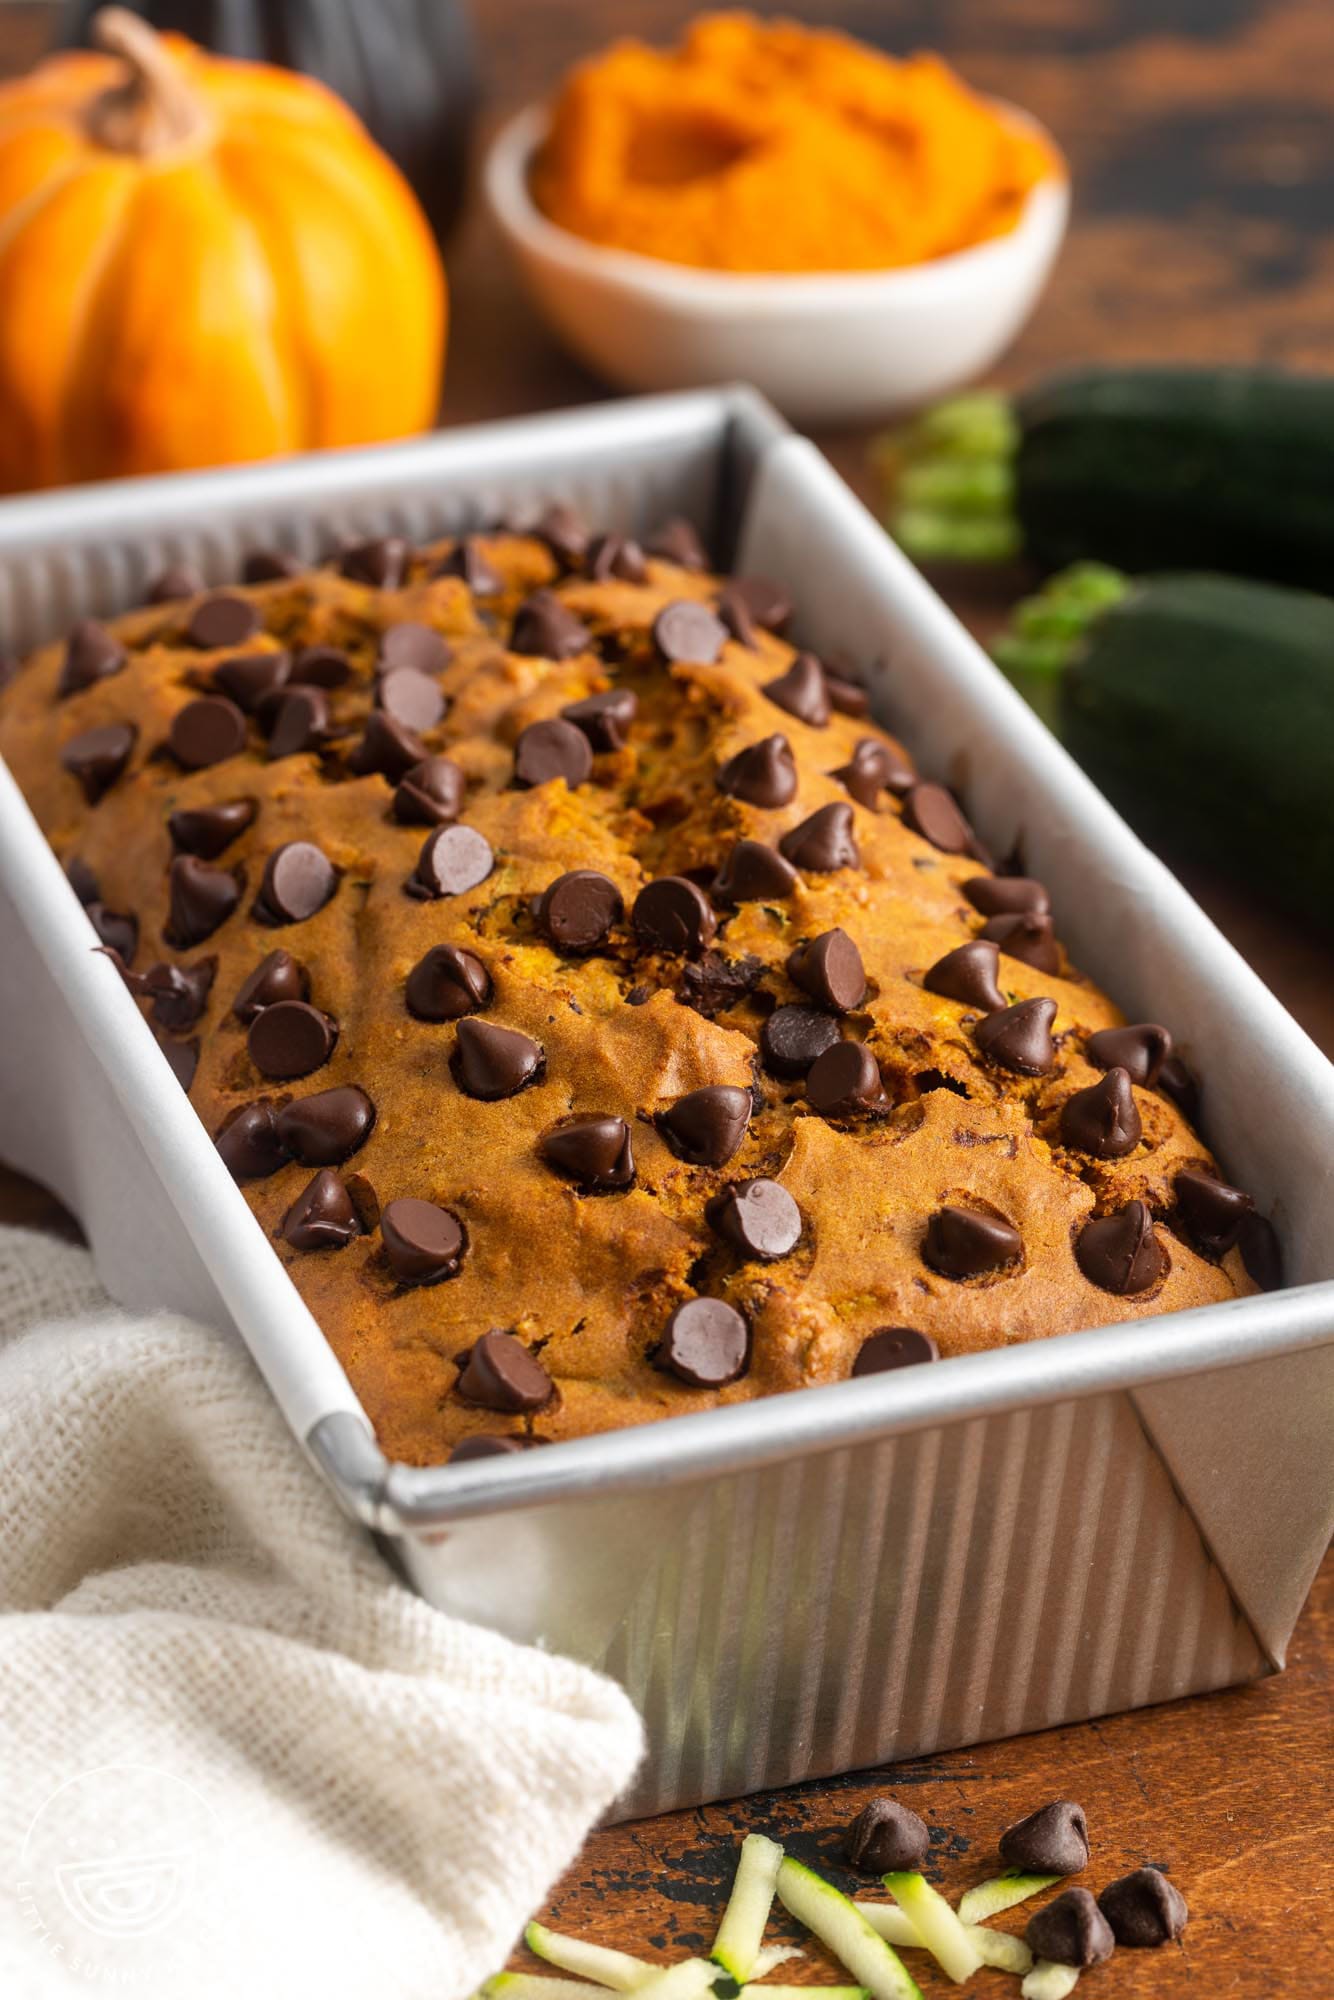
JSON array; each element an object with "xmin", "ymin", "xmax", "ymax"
[{"xmin": 0, "ymin": 512, "xmax": 1279, "ymax": 1464}]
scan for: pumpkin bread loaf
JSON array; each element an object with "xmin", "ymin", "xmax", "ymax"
[{"xmin": 0, "ymin": 515, "xmax": 1278, "ymax": 1465}]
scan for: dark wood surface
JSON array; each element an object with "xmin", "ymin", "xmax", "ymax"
[{"xmin": 0, "ymin": 3, "xmax": 1331, "ymax": 1991}]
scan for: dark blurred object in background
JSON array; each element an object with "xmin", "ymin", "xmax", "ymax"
[{"xmin": 59, "ymin": 0, "xmax": 480, "ymax": 240}]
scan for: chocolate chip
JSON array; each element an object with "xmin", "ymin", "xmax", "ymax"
[
  {"xmin": 539, "ymin": 1116, "xmax": 636, "ymax": 1190},
  {"xmin": 377, "ymin": 666, "xmax": 445, "ymax": 734},
  {"xmin": 1076, "ymin": 1201, "xmax": 1167, "ymax": 1295},
  {"xmin": 846, "ymin": 1799, "xmax": 930, "ymax": 1873},
  {"xmin": 405, "ymin": 943, "xmax": 491, "ymax": 1022},
  {"xmin": 159, "ymin": 1035, "xmax": 198, "ymax": 1089},
  {"xmin": 61, "ymin": 722, "xmax": 137, "ymax": 803},
  {"xmin": 645, "ymin": 517, "xmax": 707, "ymax": 570},
  {"xmin": 1098, "ymin": 1869, "xmax": 1188, "ymax": 1949},
  {"xmin": 167, "ymin": 797, "xmax": 257, "ymax": 859},
  {"xmin": 658, "ymin": 1085, "xmax": 751, "ymax": 1166},
  {"xmin": 290, "ymin": 644, "xmax": 352, "ymax": 690},
  {"xmin": 924, "ymin": 939, "xmax": 1005, "ymax": 1013},
  {"xmin": 59, "ymin": 620, "xmax": 127, "ymax": 697},
  {"xmin": 380, "ymin": 1198, "xmax": 465, "ymax": 1284},
  {"xmin": 1061, "ymin": 1068, "xmax": 1142, "ymax": 1158},
  {"xmin": 537, "ymin": 870, "xmax": 624, "ymax": 951},
  {"xmin": 723, "ymin": 574, "xmax": 791, "ymax": 632},
  {"xmin": 853, "ymin": 1328, "xmax": 940, "ymax": 1376},
  {"xmin": 450, "ymin": 1434, "xmax": 524, "ymax": 1463},
  {"xmin": 215, "ymin": 1100, "xmax": 289, "ymax": 1179},
  {"xmin": 379, "ymin": 621, "xmax": 450, "ymax": 675},
  {"xmin": 825, "ymin": 672, "xmax": 871, "ymax": 719},
  {"xmin": 833, "ymin": 738, "xmax": 912, "ymax": 807},
  {"xmin": 275, "ymin": 1085, "xmax": 375, "ymax": 1165},
  {"xmin": 762, "ymin": 1004, "xmax": 841, "ymax": 1078},
  {"xmin": 1026, "ymin": 1890, "xmax": 1116, "ymax": 1971},
  {"xmin": 347, "ymin": 711, "xmax": 427, "ymax": 782},
  {"xmin": 561, "ymin": 687, "xmax": 638, "ymax": 751},
  {"xmin": 233, "ymin": 949, "xmax": 309, "ymax": 1021},
  {"xmin": 167, "ymin": 856, "xmax": 241, "ymax": 945},
  {"xmin": 435, "ymin": 538, "xmax": 502, "ymax": 596},
  {"xmin": 256, "ymin": 841, "xmax": 337, "ymax": 924},
  {"xmin": 779, "ymin": 803, "xmax": 860, "ymax": 872},
  {"xmin": 186, "ymin": 593, "xmax": 261, "ymax": 650},
  {"xmin": 533, "ymin": 502, "xmax": 588, "ymax": 570},
  {"xmin": 242, "ymin": 548, "xmax": 301, "ymax": 583},
  {"xmin": 656, "ymin": 1298, "xmax": 750, "ymax": 1387},
  {"xmin": 712, "ymin": 838, "xmax": 799, "ymax": 904},
  {"xmin": 340, "ymin": 536, "xmax": 411, "ymax": 589},
  {"xmin": 587, "ymin": 532, "xmax": 647, "ymax": 583},
  {"xmin": 452, "ymin": 1018, "xmax": 544, "ymax": 1099},
  {"xmin": 653, "ymin": 599, "xmax": 728, "ymax": 665},
  {"xmin": 393, "ymin": 755, "xmax": 466, "ymax": 826},
  {"xmin": 511, "ymin": 590, "xmax": 591, "ymax": 661},
  {"xmin": 980, "ymin": 909, "xmax": 1061, "ymax": 974},
  {"xmin": 411, "ymin": 824, "xmax": 493, "ymax": 897},
  {"xmin": 167, "ymin": 694, "xmax": 247, "ymax": 769},
  {"xmin": 707, "ymin": 1179, "xmax": 801, "ymax": 1260},
  {"xmin": 1086, "ymin": 1022, "xmax": 1172, "ymax": 1088},
  {"xmin": 87, "ymin": 903, "xmax": 138, "ymax": 962},
  {"xmin": 1000, "ymin": 1800, "xmax": 1090, "ymax": 1874},
  {"xmin": 717, "ymin": 587, "xmax": 757, "ymax": 648},
  {"xmin": 633, "ymin": 876, "xmax": 717, "ymax": 957},
  {"xmin": 788, "ymin": 928, "xmax": 866, "ymax": 1012},
  {"xmin": 924, "ymin": 1205, "xmax": 1022, "ymax": 1278},
  {"xmin": 513, "ymin": 717, "xmax": 594, "ymax": 788},
  {"xmin": 266, "ymin": 685, "xmax": 329, "ymax": 760},
  {"xmin": 626, "ymin": 985, "xmax": 652, "ymax": 1006},
  {"xmin": 975, "ymin": 997, "xmax": 1058, "ymax": 1075},
  {"xmin": 457, "ymin": 1330, "xmax": 553, "ymax": 1412},
  {"xmin": 212, "ymin": 650, "xmax": 290, "ymax": 711},
  {"xmin": 807, "ymin": 1040, "xmax": 889, "ymax": 1116},
  {"xmin": 965, "ymin": 874, "xmax": 1050, "ymax": 917},
  {"xmin": 248, "ymin": 999, "xmax": 338, "ymax": 1080},
  {"xmin": 140, "ymin": 957, "xmax": 216, "ymax": 1031},
  {"xmin": 145, "ymin": 562, "xmax": 205, "ymax": 604},
  {"xmin": 716, "ymin": 734, "xmax": 797, "ymax": 808},
  {"xmin": 281, "ymin": 1169, "xmax": 361, "ymax": 1251},
  {"xmin": 677, "ymin": 952, "xmax": 763, "ymax": 1018},
  {"xmin": 1157, "ymin": 1053, "xmax": 1200, "ymax": 1119},
  {"xmin": 1174, "ymin": 1169, "xmax": 1253, "ymax": 1257},
  {"xmin": 1238, "ymin": 1210, "xmax": 1283, "ymax": 1291},
  {"xmin": 66, "ymin": 857, "xmax": 100, "ymax": 905},
  {"xmin": 764, "ymin": 653, "xmax": 830, "ymax": 726},
  {"xmin": 903, "ymin": 782, "xmax": 974, "ymax": 853}
]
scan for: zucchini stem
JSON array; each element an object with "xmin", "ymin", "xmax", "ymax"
[
  {"xmin": 991, "ymin": 563, "xmax": 1131, "ymax": 731},
  {"xmin": 871, "ymin": 392, "xmax": 1022, "ymax": 564}
]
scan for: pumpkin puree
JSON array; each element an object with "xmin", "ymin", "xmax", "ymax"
[{"xmin": 533, "ymin": 13, "xmax": 1059, "ymax": 275}]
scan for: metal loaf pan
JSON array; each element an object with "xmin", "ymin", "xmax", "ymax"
[{"xmin": 1, "ymin": 389, "xmax": 1331, "ymax": 1823}]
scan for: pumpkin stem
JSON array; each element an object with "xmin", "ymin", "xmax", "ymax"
[{"xmin": 87, "ymin": 7, "xmax": 210, "ymax": 156}]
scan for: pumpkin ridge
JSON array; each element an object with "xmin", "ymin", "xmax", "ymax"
[
  {"xmin": 46, "ymin": 162, "xmax": 142, "ymax": 486},
  {"xmin": 209, "ymin": 146, "xmax": 312, "ymax": 450},
  {"xmin": 0, "ymin": 159, "xmax": 137, "ymax": 490}
]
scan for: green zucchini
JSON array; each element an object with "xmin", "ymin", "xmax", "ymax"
[
  {"xmin": 993, "ymin": 563, "xmax": 1334, "ymax": 914},
  {"xmin": 875, "ymin": 366, "xmax": 1334, "ymax": 589}
]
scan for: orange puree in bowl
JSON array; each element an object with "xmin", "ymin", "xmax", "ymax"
[{"xmin": 532, "ymin": 13, "xmax": 1061, "ymax": 275}]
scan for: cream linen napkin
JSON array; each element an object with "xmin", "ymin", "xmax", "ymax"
[{"xmin": 0, "ymin": 1223, "xmax": 643, "ymax": 2000}]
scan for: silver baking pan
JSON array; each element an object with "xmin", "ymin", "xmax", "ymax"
[{"xmin": 1, "ymin": 388, "xmax": 1331, "ymax": 1822}]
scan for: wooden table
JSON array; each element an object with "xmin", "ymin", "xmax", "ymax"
[{"xmin": 1, "ymin": 1, "xmax": 1331, "ymax": 1992}]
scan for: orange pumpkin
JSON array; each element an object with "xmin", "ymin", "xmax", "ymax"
[{"xmin": 0, "ymin": 7, "xmax": 446, "ymax": 492}]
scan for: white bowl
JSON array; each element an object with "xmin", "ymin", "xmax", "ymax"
[{"xmin": 484, "ymin": 103, "xmax": 1069, "ymax": 425}]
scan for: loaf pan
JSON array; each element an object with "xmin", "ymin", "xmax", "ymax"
[{"xmin": 1, "ymin": 387, "xmax": 1331, "ymax": 1821}]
